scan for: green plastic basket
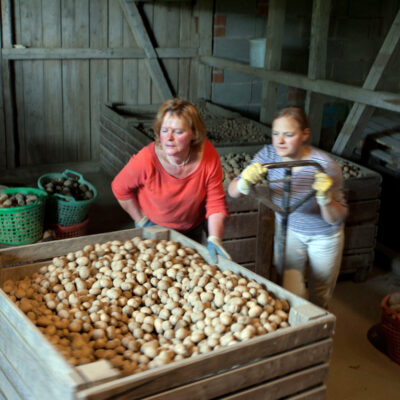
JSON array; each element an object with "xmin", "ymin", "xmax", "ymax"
[
  {"xmin": 37, "ymin": 169, "xmax": 98, "ymax": 227},
  {"xmin": 0, "ymin": 187, "xmax": 47, "ymax": 245}
]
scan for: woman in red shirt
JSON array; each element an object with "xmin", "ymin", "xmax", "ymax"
[{"xmin": 111, "ymin": 98, "xmax": 230, "ymax": 264}]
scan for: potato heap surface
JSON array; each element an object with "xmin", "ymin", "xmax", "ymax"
[
  {"xmin": 0, "ymin": 192, "xmax": 38, "ymax": 208},
  {"xmin": 3, "ymin": 237, "xmax": 290, "ymax": 376}
]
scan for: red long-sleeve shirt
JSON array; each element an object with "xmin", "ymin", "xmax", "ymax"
[{"xmin": 111, "ymin": 140, "xmax": 229, "ymax": 232}]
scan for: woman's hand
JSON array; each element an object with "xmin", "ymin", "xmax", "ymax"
[
  {"xmin": 312, "ymin": 171, "xmax": 333, "ymax": 206},
  {"xmin": 207, "ymin": 236, "xmax": 231, "ymax": 264},
  {"xmin": 237, "ymin": 163, "xmax": 268, "ymax": 195}
]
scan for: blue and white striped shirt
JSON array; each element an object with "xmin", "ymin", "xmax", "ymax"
[{"xmin": 251, "ymin": 145, "xmax": 347, "ymax": 235}]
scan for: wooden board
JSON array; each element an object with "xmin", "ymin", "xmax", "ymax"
[
  {"xmin": 0, "ymin": 227, "xmax": 335, "ymax": 399},
  {"xmin": 346, "ymin": 199, "xmax": 380, "ymax": 225},
  {"xmin": 85, "ymin": 343, "xmax": 331, "ymax": 400},
  {"xmin": 344, "ymin": 224, "xmax": 377, "ymax": 251}
]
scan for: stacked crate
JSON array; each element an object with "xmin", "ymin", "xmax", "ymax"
[
  {"xmin": 331, "ymin": 154, "xmax": 382, "ymax": 281},
  {"xmin": 99, "ymin": 102, "xmax": 381, "ymax": 282},
  {"xmin": 0, "ymin": 226, "xmax": 335, "ymax": 400}
]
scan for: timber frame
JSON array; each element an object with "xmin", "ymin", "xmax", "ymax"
[{"xmin": 1, "ymin": 0, "xmax": 400, "ymax": 169}]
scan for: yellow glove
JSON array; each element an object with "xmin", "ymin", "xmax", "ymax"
[
  {"xmin": 242, "ymin": 163, "xmax": 268, "ymax": 184},
  {"xmin": 312, "ymin": 171, "xmax": 333, "ymax": 206},
  {"xmin": 237, "ymin": 163, "xmax": 268, "ymax": 195}
]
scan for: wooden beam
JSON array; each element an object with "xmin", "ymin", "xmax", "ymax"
[
  {"xmin": 2, "ymin": 47, "xmax": 197, "ymax": 60},
  {"xmin": 118, "ymin": 0, "xmax": 173, "ymax": 101},
  {"xmin": 1, "ymin": 0, "xmax": 16, "ymax": 169},
  {"xmin": 260, "ymin": 0, "xmax": 286, "ymax": 125},
  {"xmin": 200, "ymin": 55, "xmax": 400, "ymax": 113},
  {"xmin": 305, "ymin": 0, "xmax": 331, "ymax": 146},
  {"xmin": 196, "ymin": 0, "xmax": 213, "ymax": 100},
  {"xmin": 332, "ymin": 9, "xmax": 400, "ymax": 157}
]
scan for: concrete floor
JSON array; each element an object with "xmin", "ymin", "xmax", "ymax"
[{"xmin": 2, "ymin": 162, "xmax": 400, "ymax": 398}]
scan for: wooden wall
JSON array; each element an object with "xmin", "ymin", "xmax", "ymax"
[{"xmin": 0, "ymin": 0, "xmax": 208, "ymax": 169}]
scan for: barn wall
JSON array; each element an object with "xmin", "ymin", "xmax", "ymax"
[{"xmin": 1, "ymin": 0, "xmax": 198, "ymax": 168}]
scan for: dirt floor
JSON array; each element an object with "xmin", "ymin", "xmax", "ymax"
[{"xmin": 1, "ymin": 162, "xmax": 400, "ymax": 398}]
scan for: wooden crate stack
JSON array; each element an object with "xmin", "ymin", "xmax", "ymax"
[
  {"xmin": 0, "ymin": 226, "xmax": 335, "ymax": 400},
  {"xmin": 331, "ymin": 154, "xmax": 382, "ymax": 282},
  {"xmin": 99, "ymin": 102, "xmax": 381, "ymax": 281}
]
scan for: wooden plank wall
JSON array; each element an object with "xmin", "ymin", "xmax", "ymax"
[{"xmin": 1, "ymin": 0, "xmax": 199, "ymax": 169}]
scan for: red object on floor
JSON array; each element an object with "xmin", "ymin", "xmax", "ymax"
[
  {"xmin": 50, "ymin": 217, "xmax": 89, "ymax": 240},
  {"xmin": 381, "ymin": 293, "xmax": 400, "ymax": 364}
]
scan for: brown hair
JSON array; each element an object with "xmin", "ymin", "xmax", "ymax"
[
  {"xmin": 153, "ymin": 98, "xmax": 207, "ymax": 149},
  {"xmin": 273, "ymin": 106, "xmax": 310, "ymax": 131}
]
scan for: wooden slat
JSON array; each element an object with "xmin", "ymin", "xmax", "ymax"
[
  {"xmin": 255, "ymin": 203, "xmax": 274, "ymax": 279},
  {"xmin": 286, "ymin": 385, "xmax": 326, "ymax": 400},
  {"xmin": 119, "ymin": 0, "xmax": 173, "ymax": 100},
  {"xmin": 42, "ymin": 0, "xmax": 64, "ymax": 164},
  {"xmin": 122, "ymin": 7, "xmax": 139, "ymax": 105},
  {"xmin": 260, "ymin": 0, "xmax": 286, "ymax": 125},
  {"xmin": 346, "ymin": 199, "xmax": 380, "ymax": 225},
  {"xmin": 200, "ymin": 56, "xmax": 400, "ymax": 114},
  {"xmin": 0, "ymin": 348, "xmax": 30, "ymax": 400},
  {"xmin": 2, "ymin": 47, "xmax": 197, "ymax": 60},
  {"xmin": 178, "ymin": 2, "xmax": 192, "ymax": 99},
  {"xmin": 61, "ymin": 0, "xmax": 91, "ymax": 162},
  {"xmin": 1, "ymin": 0, "xmax": 16, "ymax": 168},
  {"xmin": 332, "ymin": 10, "xmax": 400, "ymax": 156},
  {"xmin": 154, "ymin": 2, "xmax": 180, "ymax": 97},
  {"xmin": 139, "ymin": 340, "xmax": 332, "ymax": 400},
  {"xmin": 196, "ymin": 0, "xmax": 213, "ymax": 100},
  {"xmin": 222, "ymin": 237, "xmax": 256, "ymax": 264},
  {"xmin": 223, "ymin": 212, "xmax": 258, "ymax": 239},
  {"xmin": 20, "ymin": 0, "xmax": 45, "ymax": 166},
  {"xmin": 375, "ymin": 135, "xmax": 400, "ymax": 152},
  {"xmin": 138, "ymin": 3, "xmax": 154, "ymax": 104},
  {"xmin": 108, "ymin": 0, "xmax": 124, "ymax": 104},
  {"xmin": 90, "ymin": 0, "xmax": 108, "ymax": 162},
  {"xmin": 221, "ymin": 364, "xmax": 329, "ymax": 400},
  {"xmin": 344, "ymin": 224, "xmax": 377, "ymax": 250},
  {"xmin": 305, "ymin": 0, "xmax": 331, "ymax": 146}
]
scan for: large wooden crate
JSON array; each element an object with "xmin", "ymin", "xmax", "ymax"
[
  {"xmin": 0, "ymin": 227, "xmax": 335, "ymax": 400},
  {"xmin": 330, "ymin": 154, "xmax": 382, "ymax": 281}
]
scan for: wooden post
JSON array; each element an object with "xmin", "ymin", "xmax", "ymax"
[
  {"xmin": 332, "ymin": 10, "xmax": 400, "ymax": 157},
  {"xmin": 196, "ymin": 0, "xmax": 213, "ymax": 100},
  {"xmin": 305, "ymin": 0, "xmax": 331, "ymax": 146},
  {"xmin": 200, "ymin": 55, "xmax": 400, "ymax": 113},
  {"xmin": 260, "ymin": 0, "xmax": 286, "ymax": 126},
  {"xmin": 1, "ymin": 0, "xmax": 16, "ymax": 169},
  {"xmin": 119, "ymin": 0, "xmax": 173, "ymax": 101},
  {"xmin": 255, "ymin": 202, "xmax": 274, "ymax": 279}
]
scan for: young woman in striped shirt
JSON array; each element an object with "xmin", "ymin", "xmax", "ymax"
[{"xmin": 228, "ymin": 106, "xmax": 348, "ymax": 309}]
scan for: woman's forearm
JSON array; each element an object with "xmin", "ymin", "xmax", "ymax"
[
  {"xmin": 207, "ymin": 212, "xmax": 226, "ymax": 238},
  {"xmin": 117, "ymin": 197, "xmax": 144, "ymax": 223},
  {"xmin": 228, "ymin": 178, "xmax": 244, "ymax": 199},
  {"xmin": 320, "ymin": 199, "xmax": 348, "ymax": 224}
]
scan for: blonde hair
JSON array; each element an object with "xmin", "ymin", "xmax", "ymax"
[
  {"xmin": 153, "ymin": 98, "xmax": 207, "ymax": 149},
  {"xmin": 274, "ymin": 106, "xmax": 310, "ymax": 131}
]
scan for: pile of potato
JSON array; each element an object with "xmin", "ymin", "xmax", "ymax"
[
  {"xmin": 42, "ymin": 177, "xmax": 94, "ymax": 201},
  {"xmin": 333, "ymin": 158, "xmax": 363, "ymax": 179},
  {"xmin": 0, "ymin": 192, "xmax": 38, "ymax": 208},
  {"xmin": 206, "ymin": 118, "xmax": 269, "ymax": 144},
  {"xmin": 3, "ymin": 237, "xmax": 290, "ymax": 376},
  {"xmin": 220, "ymin": 152, "xmax": 268, "ymax": 186}
]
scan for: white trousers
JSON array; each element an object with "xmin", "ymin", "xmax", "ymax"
[{"xmin": 274, "ymin": 223, "xmax": 345, "ymax": 309}]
